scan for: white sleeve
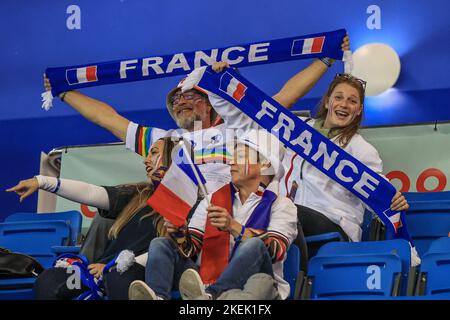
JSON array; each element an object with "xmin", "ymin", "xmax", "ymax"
[
  {"xmin": 266, "ymin": 198, "xmax": 298, "ymax": 246},
  {"xmin": 126, "ymin": 121, "xmax": 139, "ymax": 151},
  {"xmin": 352, "ymin": 137, "xmax": 383, "ymax": 175},
  {"xmin": 35, "ymin": 175, "xmax": 110, "ymax": 210},
  {"xmin": 125, "ymin": 121, "xmax": 169, "ymax": 154},
  {"xmin": 207, "ymin": 93, "xmax": 258, "ymax": 131}
]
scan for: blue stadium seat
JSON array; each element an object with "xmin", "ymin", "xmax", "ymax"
[
  {"xmin": 302, "ymin": 240, "xmax": 415, "ymax": 299},
  {"xmin": 404, "ymin": 191, "xmax": 450, "ymax": 203},
  {"xmin": 0, "ymin": 220, "xmax": 70, "ymax": 267},
  {"xmin": 283, "ymin": 244, "xmax": 300, "ymax": 299},
  {"xmin": 386, "ymin": 192, "xmax": 450, "ymax": 257},
  {"xmin": 0, "ymin": 220, "xmax": 71, "ymax": 300},
  {"xmin": 305, "ymin": 209, "xmax": 376, "ymax": 257},
  {"xmin": 427, "ymin": 236, "xmax": 450, "ymax": 254},
  {"xmin": 415, "ymin": 237, "xmax": 450, "ymax": 298},
  {"xmin": 4, "ymin": 211, "xmax": 82, "ymax": 246},
  {"xmin": 315, "ymin": 239, "xmax": 413, "ymax": 295},
  {"xmin": 305, "ymin": 253, "xmax": 403, "ymax": 299}
]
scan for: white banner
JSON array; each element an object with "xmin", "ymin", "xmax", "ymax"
[
  {"xmin": 361, "ymin": 122, "xmax": 450, "ymax": 193},
  {"xmin": 55, "ymin": 144, "xmax": 145, "ymax": 233}
]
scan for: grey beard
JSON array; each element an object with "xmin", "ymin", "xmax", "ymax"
[{"xmin": 175, "ymin": 114, "xmax": 202, "ymax": 130}]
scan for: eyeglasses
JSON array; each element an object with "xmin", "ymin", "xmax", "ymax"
[
  {"xmin": 171, "ymin": 91, "xmax": 203, "ymax": 105},
  {"xmin": 335, "ymin": 73, "xmax": 367, "ymax": 92}
]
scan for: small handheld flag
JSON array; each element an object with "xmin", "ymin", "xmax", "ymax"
[{"xmin": 147, "ymin": 140, "xmax": 209, "ymax": 227}]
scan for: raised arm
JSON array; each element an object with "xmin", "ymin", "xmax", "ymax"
[
  {"xmin": 272, "ymin": 60, "xmax": 330, "ymax": 108},
  {"xmin": 272, "ymin": 34, "xmax": 350, "ymax": 108},
  {"xmin": 44, "ymin": 75, "xmax": 130, "ymax": 141}
]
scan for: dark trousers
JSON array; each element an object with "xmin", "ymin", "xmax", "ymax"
[
  {"xmin": 103, "ymin": 263, "xmax": 145, "ymax": 300},
  {"xmin": 296, "ymin": 205, "xmax": 350, "ymax": 259},
  {"xmin": 34, "ymin": 267, "xmax": 90, "ymax": 300}
]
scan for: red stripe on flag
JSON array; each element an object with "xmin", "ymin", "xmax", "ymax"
[
  {"xmin": 86, "ymin": 66, "xmax": 97, "ymax": 81},
  {"xmin": 147, "ymin": 184, "xmax": 192, "ymax": 227},
  {"xmin": 284, "ymin": 154, "xmax": 298, "ymax": 193},
  {"xmin": 137, "ymin": 127, "xmax": 144, "ymax": 156},
  {"xmin": 311, "ymin": 37, "xmax": 325, "ymax": 53},
  {"xmin": 232, "ymin": 83, "xmax": 247, "ymax": 102},
  {"xmin": 393, "ymin": 220, "xmax": 402, "ymax": 233}
]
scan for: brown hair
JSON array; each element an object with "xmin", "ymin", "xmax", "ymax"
[
  {"xmin": 108, "ymin": 137, "xmax": 175, "ymax": 239},
  {"xmin": 314, "ymin": 74, "xmax": 365, "ymax": 148}
]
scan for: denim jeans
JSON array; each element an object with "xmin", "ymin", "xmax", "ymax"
[
  {"xmin": 207, "ymin": 237, "xmax": 274, "ymax": 298},
  {"xmin": 145, "ymin": 237, "xmax": 197, "ymax": 300},
  {"xmin": 146, "ymin": 236, "xmax": 274, "ymax": 299}
]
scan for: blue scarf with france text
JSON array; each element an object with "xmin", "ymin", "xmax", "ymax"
[
  {"xmin": 42, "ymin": 29, "xmax": 346, "ymax": 108},
  {"xmin": 195, "ymin": 66, "xmax": 415, "ymax": 248}
]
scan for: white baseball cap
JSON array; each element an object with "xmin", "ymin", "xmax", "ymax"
[{"xmin": 235, "ymin": 129, "xmax": 285, "ymax": 179}]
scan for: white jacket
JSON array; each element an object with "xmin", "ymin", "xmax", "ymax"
[
  {"xmin": 183, "ymin": 68, "xmax": 383, "ymax": 242},
  {"xmin": 280, "ymin": 118, "xmax": 383, "ymax": 242}
]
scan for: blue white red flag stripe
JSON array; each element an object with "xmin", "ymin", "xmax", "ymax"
[
  {"xmin": 291, "ymin": 36, "xmax": 325, "ymax": 56},
  {"xmin": 66, "ymin": 66, "xmax": 98, "ymax": 85},
  {"xmin": 147, "ymin": 143, "xmax": 205, "ymax": 227},
  {"xmin": 219, "ymin": 72, "xmax": 247, "ymax": 102},
  {"xmin": 385, "ymin": 211, "xmax": 403, "ymax": 233}
]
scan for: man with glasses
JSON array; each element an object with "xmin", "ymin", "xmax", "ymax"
[
  {"xmin": 43, "ymin": 33, "xmax": 349, "ymax": 159},
  {"xmin": 42, "ymin": 36, "xmax": 348, "ymax": 263}
]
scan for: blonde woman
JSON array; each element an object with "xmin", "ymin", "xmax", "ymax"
[{"xmin": 6, "ymin": 137, "xmax": 175, "ymax": 299}]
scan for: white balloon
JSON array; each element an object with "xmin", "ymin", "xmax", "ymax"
[{"xmin": 351, "ymin": 43, "xmax": 401, "ymax": 96}]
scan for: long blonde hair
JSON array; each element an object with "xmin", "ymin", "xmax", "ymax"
[
  {"xmin": 314, "ymin": 74, "xmax": 365, "ymax": 148},
  {"xmin": 108, "ymin": 137, "xmax": 175, "ymax": 239}
]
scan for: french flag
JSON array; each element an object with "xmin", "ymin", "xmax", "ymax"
[
  {"xmin": 66, "ymin": 66, "xmax": 98, "ymax": 85},
  {"xmin": 147, "ymin": 143, "xmax": 206, "ymax": 227},
  {"xmin": 383, "ymin": 209, "xmax": 403, "ymax": 233},
  {"xmin": 291, "ymin": 36, "xmax": 325, "ymax": 56},
  {"xmin": 219, "ymin": 72, "xmax": 247, "ymax": 103}
]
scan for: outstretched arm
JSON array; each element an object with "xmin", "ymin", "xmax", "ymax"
[
  {"xmin": 6, "ymin": 175, "xmax": 109, "ymax": 210},
  {"xmin": 272, "ymin": 34, "xmax": 350, "ymax": 108},
  {"xmin": 44, "ymin": 75, "xmax": 130, "ymax": 141}
]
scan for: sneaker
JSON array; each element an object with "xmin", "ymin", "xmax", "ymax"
[
  {"xmin": 128, "ymin": 280, "xmax": 157, "ymax": 300},
  {"xmin": 179, "ymin": 269, "xmax": 211, "ymax": 300}
]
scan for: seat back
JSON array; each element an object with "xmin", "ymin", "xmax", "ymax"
[
  {"xmin": 308, "ymin": 253, "xmax": 402, "ymax": 299},
  {"xmin": 396, "ymin": 192, "xmax": 450, "ymax": 257},
  {"xmin": 427, "ymin": 237, "xmax": 450, "ymax": 254},
  {"xmin": 0, "ymin": 221, "xmax": 70, "ymax": 268},
  {"xmin": 416, "ymin": 237, "xmax": 450, "ymax": 298},
  {"xmin": 315, "ymin": 240, "xmax": 411, "ymax": 295},
  {"xmin": 283, "ymin": 244, "xmax": 300, "ymax": 299},
  {"xmin": 420, "ymin": 252, "xmax": 450, "ymax": 298},
  {"xmin": 316, "ymin": 240, "xmax": 411, "ymax": 273},
  {"xmin": 5, "ymin": 211, "xmax": 82, "ymax": 245}
]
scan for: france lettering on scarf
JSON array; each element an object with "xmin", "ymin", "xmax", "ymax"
[
  {"xmin": 147, "ymin": 142, "xmax": 206, "ymax": 227},
  {"xmin": 44, "ymin": 29, "xmax": 346, "ymax": 97},
  {"xmin": 195, "ymin": 67, "xmax": 414, "ymax": 247}
]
